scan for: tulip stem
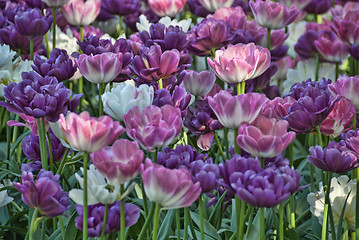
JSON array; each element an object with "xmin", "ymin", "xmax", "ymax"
[
  {"xmin": 237, "ymin": 81, "xmax": 246, "ymax": 95},
  {"xmin": 118, "ymin": 15, "xmax": 123, "ymax": 37},
  {"xmin": 279, "ymin": 203, "xmax": 284, "ymax": 240},
  {"xmin": 184, "ymin": 206, "xmax": 189, "ymax": 240},
  {"xmin": 315, "ymin": 126, "xmax": 323, "ymax": 147},
  {"xmin": 6, "ymin": 110, "xmax": 11, "ymax": 160},
  {"xmin": 234, "ymin": 128, "xmax": 240, "ymax": 155},
  {"xmin": 260, "ymin": 157, "xmax": 265, "ymax": 169},
  {"xmin": 267, "ymin": 28, "xmax": 271, "ymax": 51},
  {"xmin": 83, "ymin": 152, "xmax": 89, "ymax": 240},
  {"xmin": 214, "ymin": 132, "xmax": 225, "ymax": 162},
  {"xmin": 321, "ymin": 171, "xmax": 332, "ymax": 240},
  {"xmin": 46, "ymin": 131, "xmax": 54, "ymax": 173},
  {"xmin": 260, "ymin": 208, "xmax": 265, "ymax": 240},
  {"xmin": 30, "ymin": 37, "xmax": 34, "ymax": 60},
  {"xmin": 152, "ymin": 203, "xmax": 161, "ymax": 240},
  {"xmin": 29, "ymin": 208, "xmax": 39, "ymax": 240},
  {"xmin": 99, "ymin": 83, "xmax": 105, "ymax": 117},
  {"xmin": 37, "ymin": 118, "xmax": 48, "ymax": 171},
  {"xmin": 335, "ymin": 62, "xmax": 339, "ymax": 80},
  {"xmin": 56, "ymin": 148, "xmax": 70, "ymax": 175},
  {"xmin": 138, "ymin": 202, "xmax": 155, "ymax": 240},
  {"xmin": 120, "ymin": 185, "xmax": 126, "ymax": 240},
  {"xmin": 158, "ymin": 78, "xmax": 163, "ymax": 89},
  {"xmin": 52, "ymin": 7, "xmax": 56, "ymax": 50},
  {"xmin": 238, "ymin": 199, "xmax": 246, "ymax": 240},
  {"xmin": 44, "ymin": 33, "xmax": 50, "ymax": 57},
  {"xmin": 176, "ymin": 209, "xmax": 181, "ymax": 240},
  {"xmin": 353, "ymin": 114, "xmax": 357, "ymax": 131},
  {"xmin": 314, "ymin": 54, "xmax": 320, "ymax": 82},
  {"xmin": 289, "ymin": 143, "xmax": 295, "ymax": 229},
  {"xmin": 199, "ymin": 195, "xmax": 205, "ymax": 240},
  {"xmin": 100, "ymin": 204, "xmax": 109, "ymax": 240},
  {"xmin": 58, "ymin": 216, "xmax": 65, "ymax": 240},
  {"xmin": 80, "ymin": 25, "xmax": 84, "ymax": 42}
]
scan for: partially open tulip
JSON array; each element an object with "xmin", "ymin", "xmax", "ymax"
[
  {"xmin": 208, "ymin": 91, "xmax": 269, "ymax": 129},
  {"xmin": 180, "ymin": 70, "xmax": 215, "ymax": 97},
  {"xmin": 91, "ymin": 139, "xmax": 144, "ymax": 184},
  {"xmin": 58, "ymin": 111, "xmax": 124, "ymax": 152},
  {"xmin": 207, "ymin": 43, "xmax": 271, "ymax": 84},
  {"xmin": 329, "ymin": 75, "xmax": 359, "ymax": 112},
  {"xmin": 76, "ymin": 52, "xmax": 124, "ymax": 84},
  {"xmin": 236, "ymin": 115, "xmax": 296, "ymax": 158},
  {"xmin": 123, "ymin": 105, "xmax": 182, "ymax": 152},
  {"xmin": 148, "ymin": 0, "xmax": 187, "ymax": 17},
  {"xmin": 141, "ymin": 159, "xmax": 201, "ymax": 209},
  {"xmin": 198, "ymin": 0, "xmax": 234, "ymax": 12},
  {"xmin": 62, "ymin": 0, "xmax": 101, "ymax": 26}
]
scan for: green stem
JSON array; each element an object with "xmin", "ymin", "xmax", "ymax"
[
  {"xmin": 120, "ymin": 185, "xmax": 125, "ymax": 240},
  {"xmin": 184, "ymin": 206, "xmax": 189, "ymax": 240},
  {"xmin": 316, "ymin": 126, "xmax": 323, "ymax": 147},
  {"xmin": 321, "ymin": 172, "xmax": 332, "ymax": 240},
  {"xmin": 46, "ymin": 132, "xmax": 54, "ymax": 173},
  {"xmin": 260, "ymin": 208, "xmax": 265, "ymax": 240},
  {"xmin": 310, "ymin": 164, "xmax": 315, "ymax": 192},
  {"xmin": 137, "ymin": 202, "xmax": 155, "ymax": 240},
  {"xmin": 158, "ymin": 78, "xmax": 163, "ymax": 89},
  {"xmin": 279, "ymin": 203, "xmax": 284, "ymax": 240},
  {"xmin": 176, "ymin": 209, "xmax": 181, "ymax": 240},
  {"xmin": 44, "ymin": 33, "xmax": 50, "ymax": 57},
  {"xmin": 100, "ymin": 204, "xmax": 109, "ymax": 240},
  {"xmin": 52, "ymin": 7, "xmax": 56, "ymax": 50},
  {"xmin": 267, "ymin": 28, "xmax": 271, "ymax": 51},
  {"xmin": 186, "ymin": 207, "xmax": 197, "ymax": 240},
  {"xmin": 153, "ymin": 148, "xmax": 158, "ymax": 164},
  {"xmin": 152, "ymin": 203, "xmax": 161, "ymax": 240},
  {"xmin": 260, "ymin": 157, "xmax": 265, "ymax": 169},
  {"xmin": 37, "ymin": 118, "xmax": 48, "ymax": 170},
  {"xmin": 83, "ymin": 152, "xmax": 89, "ymax": 240},
  {"xmin": 335, "ymin": 62, "xmax": 339, "ymax": 80},
  {"xmin": 118, "ymin": 15, "xmax": 123, "ymax": 37},
  {"xmin": 6, "ymin": 111, "xmax": 11, "ymax": 160},
  {"xmin": 315, "ymin": 54, "xmax": 320, "ymax": 82},
  {"xmin": 234, "ymin": 128, "xmax": 240, "ymax": 155},
  {"xmin": 58, "ymin": 216, "xmax": 65, "ymax": 240},
  {"xmin": 78, "ymin": 78, "xmax": 83, "ymax": 111},
  {"xmin": 29, "ymin": 208, "xmax": 39, "ymax": 240},
  {"xmin": 199, "ymin": 195, "xmax": 205, "ymax": 240},
  {"xmin": 288, "ymin": 143, "xmax": 295, "ymax": 229},
  {"xmin": 80, "ymin": 26, "xmax": 84, "ymax": 41},
  {"xmin": 30, "ymin": 37, "xmax": 34, "ymax": 60},
  {"xmin": 99, "ymin": 83, "xmax": 105, "ymax": 117},
  {"xmin": 238, "ymin": 199, "xmax": 246, "ymax": 240},
  {"xmin": 56, "ymin": 148, "xmax": 70, "ymax": 175},
  {"xmin": 353, "ymin": 114, "xmax": 357, "ymax": 131},
  {"xmin": 214, "ymin": 132, "xmax": 225, "ymax": 162}
]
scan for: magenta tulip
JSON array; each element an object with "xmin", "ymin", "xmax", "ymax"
[{"xmin": 148, "ymin": 0, "xmax": 187, "ymax": 17}]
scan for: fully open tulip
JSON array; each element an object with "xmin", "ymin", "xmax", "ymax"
[
  {"xmin": 236, "ymin": 115, "xmax": 296, "ymax": 158},
  {"xmin": 76, "ymin": 52, "xmax": 124, "ymax": 84},
  {"xmin": 207, "ymin": 43, "xmax": 271, "ymax": 84},
  {"xmin": 123, "ymin": 105, "xmax": 182, "ymax": 152},
  {"xmin": 62, "ymin": 0, "xmax": 101, "ymax": 26},
  {"xmin": 208, "ymin": 91, "xmax": 269, "ymax": 129},
  {"xmin": 141, "ymin": 159, "xmax": 201, "ymax": 209},
  {"xmin": 148, "ymin": 0, "xmax": 187, "ymax": 17},
  {"xmin": 91, "ymin": 139, "xmax": 144, "ymax": 184},
  {"xmin": 58, "ymin": 111, "xmax": 124, "ymax": 152}
]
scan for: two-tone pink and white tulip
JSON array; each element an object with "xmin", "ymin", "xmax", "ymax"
[
  {"xmin": 61, "ymin": 0, "xmax": 101, "ymax": 26},
  {"xmin": 180, "ymin": 70, "xmax": 216, "ymax": 97},
  {"xmin": 76, "ymin": 52, "xmax": 124, "ymax": 84},
  {"xmin": 207, "ymin": 43, "xmax": 271, "ymax": 84},
  {"xmin": 58, "ymin": 111, "xmax": 124, "ymax": 152},
  {"xmin": 148, "ymin": 0, "xmax": 187, "ymax": 17},
  {"xmin": 90, "ymin": 139, "xmax": 144, "ymax": 184},
  {"xmin": 208, "ymin": 91, "xmax": 269, "ymax": 129},
  {"xmin": 236, "ymin": 115, "xmax": 296, "ymax": 158},
  {"xmin": 123, "ymin": 105, "xmax": 182, "ymax": 152},
  {"xmin": 141, "ymin": 158, "xmax": 201, "ymax": 210},
  {"xmin": 198, "ymin": 0, "xmax": 234, "ymax": 12},
  {"xmin": 329, "ymin": 75, "xmax": 359, "ymax": 111}
]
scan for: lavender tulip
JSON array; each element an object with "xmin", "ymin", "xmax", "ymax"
[
  {"xmin": 329, "ymin": 75, "xmax": 359, "ymax": 111},
  {"xmin": 123, "ymin": 105, "xmax": 182, "ymax": 152},
  {"xmin": 180, "ymin": 70, "xmax": 215, "ymax": 97},
  {"xmin": 187, "ymin": 0, "xmax": 211, "ymax": 17},
  {"xmin": 90, "ymin": 139, "xmax": 144, "ymax": 184},
  {"xmin": 304, "ymin": 0, "xmax": 331, "ymax": 14},
  {"xmin": 75, "ymin": 201, "xmax": 140, "ymax": 237},
  {"xmin": 208, "ymin": 90, "xmax": 269, "ymax": 129},
  {"xmin": 13, "ymin": 170, "xmax": 70, "ymax": 217},
  {"xmin": 237, "ymin": 116, "xmax": 296, "ymax": 158},
  {"xmin": 152, "ymin": 86, "xmax": 191, "ymax": 116},
  {"xmin": 101, "ymin": 0, "xmax": 141, "ymax": 16},
  {"xmin": 14, "ymin": 8, "xmax": 52, "ymax": 37},
  {"xmin": 190, "ymin": 160, "xmax": 220, "ymax": 193},
  {"xmin": 141, "ymin": 159, "xmax": 201, "ymax": 209}
]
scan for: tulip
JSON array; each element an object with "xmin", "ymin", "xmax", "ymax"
[
  {"xmin": 13, "ymin": 170, "xmax": 70, "ymax": 217},
  {"xmin": 62, "ymin": 0, "xmax": 101, "ymax": 26},
  {"xmin": 198, "ymin": 0, "xmax": 234, "ymax": 12},
  {"xmin": 123, "ymin": 105, "xmax": 182, "ymax": 152},
  {"xmin": 58, "ymin": 111, "xmax": 124, "ymax": 153},
  {"xmin": 101, "ymin": 0, "xmax": 141, "ymax": 16},
  {"xmin": 314, "ymin": 31, "xmax": 348, "ymax": 62},
  {"xmin": 14, "ymin": 8, "xmax": 53, "ymax": 37},
  {"xmin": 236, "ymin": 116, "xmax": 296, "ymax": 158},
  {"xmin": 208, "ymin": 91, "xmax": 269, "ymax": 129},
  {"xmin": 102, "ymin": 83, "xmax": 154, "ymax": 121},
  {"xmin": 328, "ymin": 75, "xmax": 359, "ymax": 112},
  {"xmin": 141, "ymin": 159, "xmax": 201, "ymax": 209},
  {"xmin": 148, "ymin": 0, "xmax": 187, "ymax": 17},
  {"xmin": 41, "ymin": 0, "xmax": 70, "ymax": 7},
  {"xmin": 304, "ymin": 0, "xmax": 331, "ymax": 14},
  {"xmin": 90, "ymin": 139, "xmax": 144, "ymax": 184},
  {"xmin": 207, "ymin": 43, "xmax": 271, "ymax": 84}
]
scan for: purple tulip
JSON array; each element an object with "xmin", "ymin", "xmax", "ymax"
[
  {"xmin": 152, "ymin": 86, "xmax": 191, "ymax": 116},
  {"xmin": 208, "ymin": 90, "xmax": 269, "ymax": 129},
  {"xmin": 328, "ymin": 75, "xmax": 359, "ymax": 111},
  {"xmin": 190, "ymin": 160, "xmax": 220, "ymax": 193},
  {"xmin": 187, "ymin": 0, "xmax": 212, "ymax": 17},
  {"xmin": 249, "ymin": 0, "xmax": 299, "ymax": 29},
  {"xmin": 237, "ymin": 115, "xmax": 296, "ymax": 158},
  {"xmin": 304, "ymin": 0, "xmax": 331, "ymax": 14},
  {"xmin": 212, "ymin": 6, "xmax": 247, "ymax": 31},
  {"xmin": 0, "ymin": 72, "xmax": 81, "ymax": 122},
  {"xmin": 90, "ymin": 139, "xmax": 144, "ymax": 184},
  {"xmin": 75, "ymin": 201, "xmax": 140, "ymax": 237},
  {"xmin": 314, "ymin": 31, "xmax": 348, "ymax": 62},
  {"xmin": 141, "ymin": 159, "xmax": 201, "ymax": 209},
  {"xmin": 101, "ymin": 0, "xmax": 141, "ymax": 16},
  {"xmin": 230, "ymin": 166, "xmax": 300, "ymax": 208},
  {"xmin": 14, "ymin": 8, "xmax": 52, "ymax": 37},
  {"xmin": 25, "ymin": 0, "xmax": 48, "ymax": 9},
  {"xmin": 180, "ymin": 70, "xmax": 216, "ymax": 97},
  {"xmin": 13, "ymin": 170, "xmax": 70, "ymax": 217},
  {"xmin": 123, "ymin": 105, "xmax": 182, "ymax": 152},
  {"xmin": 32, "ymin": 48, "xmax": 77, "ymax": 81},
  {"xmin": 339, "ymin": 130, "xmax": 359, "ymax": 158},
  {"xmin": 277, "ymin": 0, "xmax": 311, "ymax": 9},
  {"xmin": 295, "ymin": 30, "xmax": 320, "ymax": 60}
]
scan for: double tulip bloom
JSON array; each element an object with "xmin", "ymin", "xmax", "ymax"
[{"xmin": 208, "ymin": 43, "xmax": 271, "ymax": 84}]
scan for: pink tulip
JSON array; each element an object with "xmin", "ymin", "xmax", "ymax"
[
  {"xmin": 207, "ymin": 43, "xmax": 271, "ymax": 84},
  {"xmin": 141, "ymin": 158, "xmax": 201, "ymax": 209},
  {"xmin": 90, "ymin": 139, "xmax": 144, "ymax": 184},
  {"xmin": 198, "ymin": 0, "xmax": 234, "ymax": 12},
  {"xmin": 148, "ymin": 0, "xmax": 187, "ymax": 17},
  {"xmin": 76, "ymin": 52, "xmax": 124, "ymax": 84},
  {"xmin": 208, "ymin": 91, "xmax": 269, "ymax": 129},
  {"xmin": 61, "ymin": 0, "xmax": 101, "ymax": 26},
  {"xmin": 123, "ymin": 105, "xmax": 182, "ymax": 152},
  {"xmin": 329, "ymin": 75, "xmax": 359, "ymax": 111},
  {"xmin": 236, "ymin": 115, "xmax": 296, "ymax": 158},
  {"xmin": 58, "ymin": 111, "xmax": 124, "ymax": 152}
]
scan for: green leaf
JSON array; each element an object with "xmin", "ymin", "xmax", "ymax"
[
  {"xmin": 158, "ymin": 209, "xmax": 175, "ymax": 240},
  {"xmin": 65, "ymin": 211, "xmax": 78, "ymax": 240},
  {"xmin": 190, "ymin": 211, "xmax": 221, "ymax": 240},
  {"xmin": 336, "ymin": 191, "xmax": 351, "ymax": 240},
  {"xmin": 208, "ymin": 191, "xmax": 226, "ymax": 225},
  {"xmin": 284, "ymin": 228, "xmax": 301, "ymax": 240}
]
